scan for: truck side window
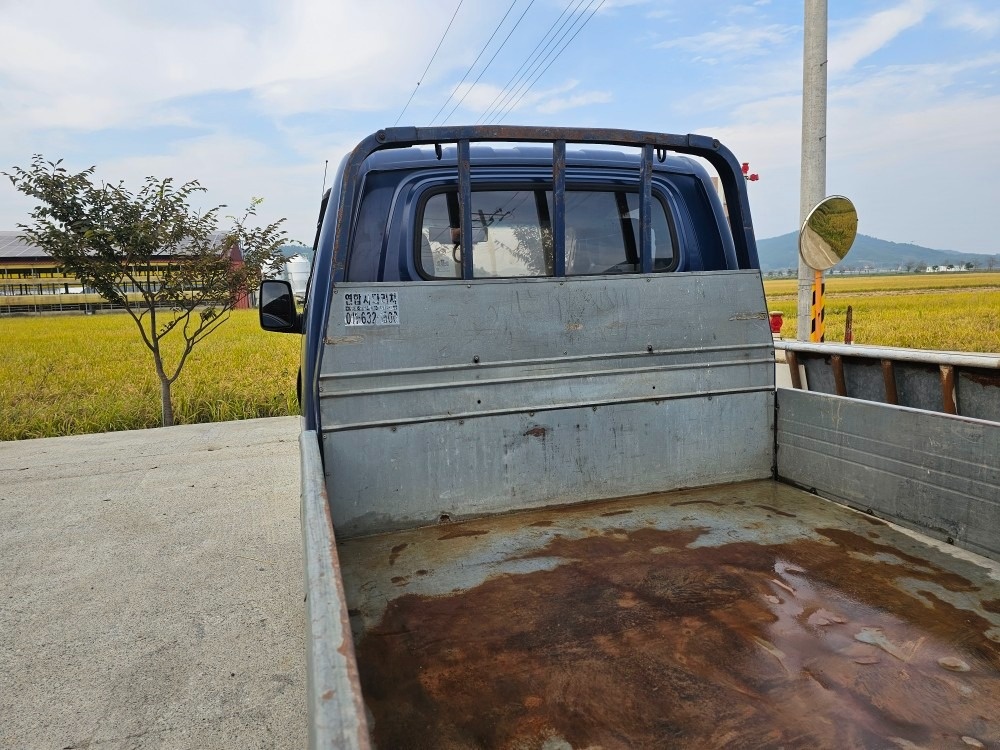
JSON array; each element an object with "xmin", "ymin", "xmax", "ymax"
[{"xmin": 417, "ymin": 188, "xmax": 675, "ymax": 278}]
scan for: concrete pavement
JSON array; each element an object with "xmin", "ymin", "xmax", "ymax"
[{"xmin": 0, "ymin": 417, "xmax": 306, "ymax": 749}]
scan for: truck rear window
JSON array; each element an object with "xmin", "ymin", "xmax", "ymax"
[{"xmin": 417, "ymin": 188, "xmax": 676, "ymax": 279}]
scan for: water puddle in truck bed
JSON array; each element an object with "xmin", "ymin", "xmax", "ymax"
[{"xmin": 355, "ymin": 522, "xmax": 1000, "ymax": 749}]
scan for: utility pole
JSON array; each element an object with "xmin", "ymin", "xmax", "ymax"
[{"xmin": 798, "ymin": 0, "xmax": 828, "ymax": 340}]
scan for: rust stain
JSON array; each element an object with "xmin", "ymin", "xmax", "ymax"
[
  {"xmin": 321, "ymin": 689, "xmax": 334, "ymax": 701},
  {"xmin": 388, "ymin": 543, "xmax": 407, "ymax": 566},
  {"xmin": 672, "ymin": 499, "xmax": 724, "ymax": 508},
  {"xmin": 523, "ymin": 426, "xmax": 548, "ymax": 439},
  {"xmin": 961, "ymin": 370, "xmax": 1000, "ymax": 388},
  {"xmin": 357, "ymin": 526, "xmax": 1000, "ymax": 750},
  {"xmin": 982, "ymin": 599, "xmax": 1000, "ymax": 614},
  {"xmin": 437, "ymin": 528, "xmax": 491, "ymax": 540},
  {"xmin": 528, "ymin": 520, "xmax": 553, "ymax": 527},
  {"xmin": 600, "ymin": 509, "xmax": 634, "ymax": 517},
  {"xmin": 755, "ymin": 504, "xmax": 797, "ymax": 518}
]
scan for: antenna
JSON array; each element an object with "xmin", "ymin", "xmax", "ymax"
[{"xmin": 321, "ymin": 160, "xmax": 329, "ymax": 195}]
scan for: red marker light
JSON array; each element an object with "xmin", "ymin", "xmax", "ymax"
[{"xmin": 741, "ymin": 162, "xmax": 750, "ymax": 174}]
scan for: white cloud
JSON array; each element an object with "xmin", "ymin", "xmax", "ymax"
[
  {"xmin": 536, "ymin": 90, "xmax": 613, "ymax": 114},
  {"xmin": 0, "ymin": 0, "xmax": 483, "ymax": 131},
  {"xmin": 943, "ymin": 3, "xmax": 1000, "ymax": 36},
  {"xmin": 655, "ymin": 24, "xmax": 797, "ymax": 62},
  {"xmin": 828, "ymin": 0, "xmax": 930, "ymax": 73}
]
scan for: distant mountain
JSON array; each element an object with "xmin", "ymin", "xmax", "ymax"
[{"xmin": 755, "ymin": 233, "xmax": 999, "ymax": 272}]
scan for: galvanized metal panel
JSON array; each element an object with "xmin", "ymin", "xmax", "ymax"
[
  {"xmin": 776, "ymin": 388, "xmax": 1000, "ymax": 562},
  {"xmin": 958, "ymin": 369, "xmax": 1000, "ymax": 422},
  {"xmin": 319, "ymin": 272, "xmax": 774, "ymax": 537},
  {"xmin": 325, "ymin": 393, "xmax": 774, "ymax": 537},
  {"xmin": 893, "ymin": 361, "xmax": 945, "ymax": 411},
  {"xmin": 299, "ymin": 431, "xmax": 372, "ymax": 750},
  {"xmin": 775, "ymin": 341, "xmax": 1000, "ymax": 421}
]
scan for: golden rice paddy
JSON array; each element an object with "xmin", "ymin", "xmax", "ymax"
[{"xmin": 2, "ymin": 272, "xmax": 998, "ymax": 440}]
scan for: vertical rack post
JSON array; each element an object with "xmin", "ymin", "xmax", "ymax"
[
  {"xmin": 639, "ymin": 144, "xmax": 653, "ymax": 273},
  {"xmin": 552, "ymin": 140, "xmax": 566, "ymax": 277},
  {"xmin": 457, "ymin": 139, "xmax": 474, "ymax": 280}
]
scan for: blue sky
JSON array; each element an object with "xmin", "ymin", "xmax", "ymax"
[{"xmin": 1, "ymin": 0, "xmax": 998, "ymax": 253}]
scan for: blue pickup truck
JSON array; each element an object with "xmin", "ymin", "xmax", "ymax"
[{"xmin": 261, "ymin": 126, "xmax": 1000, "ymax": 750}]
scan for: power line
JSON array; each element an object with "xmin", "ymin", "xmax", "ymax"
[
  {"xmin": 489, "ymin": 0, "xmax": 606, "ymax": 124},
  {"xmin": 429, "ymin": 0, "xmax": 520, "ymax": 126},
  {"xmin": 478, "ymin": 0, "xmax": 584, "ymax": 124},
  {"xmin": 487, "ymin": 0, "xmax": 599, "ymax": 124},
  {"xmin": 439, "ymin": 0, "xmax": 538, "ymax": 125},
  {"xmin": 394, "ymin": 0, "xmax": 465, "ymax": 127}
]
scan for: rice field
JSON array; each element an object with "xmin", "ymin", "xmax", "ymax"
[
  {"xmin": 1, "ymin": 272, "xmax": 998, "ymax": 440},
  {"xmin": 764, "ymin": 272, "xmax": 1000, "ymax": 353},
  {"xmin": 0, "ymin": 309, "xmax": 300, "ymax": 441}
]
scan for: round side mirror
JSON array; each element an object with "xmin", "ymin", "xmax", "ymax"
[{"xmin": 798, "ymin": 196, "xmax": 858, "ymax": 271}]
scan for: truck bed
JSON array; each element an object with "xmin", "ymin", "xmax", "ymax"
[{"xmin": 339, "ymin": 479, "xmax": 1000, "ymax": 750}]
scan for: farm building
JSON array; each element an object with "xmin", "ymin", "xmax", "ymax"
[{"xmin": 0, "ymin": 230, "xmax": 259, "ymax": 315}]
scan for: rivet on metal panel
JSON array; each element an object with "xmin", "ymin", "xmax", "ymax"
[
  {"xmin": 592, "ymin": 406, "xmax": 597, "ymax": 412},
  {"xmin": 529, "ymin": 411, "xmax": 535, "ymax": 417},
  {"xmin": 376, "ymin": 130, "xmax": 386, "ymax": 142},
  {"xmin": 646, "ymin": 344, "xmax": 653, "ymax": 353},
  {"xmin": 473, "ymin": 355, "xmax": 480, "ymax": 363},
  {"xmin": 390, "ymin": 426, "xmax": 397, "ymax": 432},
  {"xmin": 459, "ymin": 420, "xmax": 464, "ymax": 425},
  {"xmin": 333, "ymin": 289, "xmax": 338, "ymax": 295}
]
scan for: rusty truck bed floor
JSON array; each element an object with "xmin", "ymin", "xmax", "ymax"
[{"xmin": 338, "ymin": 480, "xmax": 1000, "ymax": 750}]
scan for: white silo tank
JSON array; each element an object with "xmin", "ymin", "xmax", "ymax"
[{"xmin": 286, "ymin": 255, "xmax": 312, "ymax": 297}]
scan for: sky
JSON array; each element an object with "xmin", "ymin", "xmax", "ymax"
[{"xmin": 1, "ymin": 0, "xmax": 998, "ymax": 253}]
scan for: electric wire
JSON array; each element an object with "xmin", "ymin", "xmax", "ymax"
[
  {"xmin": 478, "ymin": 0, "xmax": 584, "ymax": 122},
  {"xmin": 439, "ymin": 0, "xmax": 537, "ymax": 125},
  {"xmin": 394, "ymin": 0, "xmax": 465, "ymax": 126},
  {"xmin": 489, "ymin": 0, "xmax": 605, "ymax": 124},
  {"xmin": 429, "ymin": 0, "xmax": 520, "ymax": 126},
  {"xmin": 487, "ymin": 0, "xmax": 600, "ymax": 124}
]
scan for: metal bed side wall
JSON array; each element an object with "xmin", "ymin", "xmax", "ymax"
[
  {"xmin": 319, "ymin": 272, "xmax": 775, "ymax": 538},
  {"xmin": 775, "ymin": 341, "xmax": 1000, "ymax": 422},
  {"xmin": 300, "ymin": 431, "xmax": 371, "ymax": 750},
  {"xmin": 776, "ymin": 388, "xmax": 1000, "ymax": 562}
]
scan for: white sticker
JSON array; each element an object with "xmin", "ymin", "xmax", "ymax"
[{"xmin": 344, "ymin": 291, "xmax": 399, "ymax": 326}]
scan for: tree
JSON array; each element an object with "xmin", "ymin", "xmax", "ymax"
[{"xmin": 6, "ymin": 156, "xmax": 287, "ymax": 427}]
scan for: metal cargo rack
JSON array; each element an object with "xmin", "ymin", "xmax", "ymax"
[{"xmin": 331, "ymin": 126, "xmax": 760, "ymax": 278}]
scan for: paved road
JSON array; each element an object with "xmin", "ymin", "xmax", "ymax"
[{"xmin": 0, "ymin": 417, "xmax": 306, "ymax": 749}]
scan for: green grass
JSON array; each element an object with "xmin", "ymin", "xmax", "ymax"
[{"xmin": 0, "ymin": 309, "xmax": 300, "ymax": 441}]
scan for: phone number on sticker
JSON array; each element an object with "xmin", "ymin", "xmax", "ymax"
[{"xmin": 344, "ymin": 291, "xmax": 400, "ymax": 326}]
